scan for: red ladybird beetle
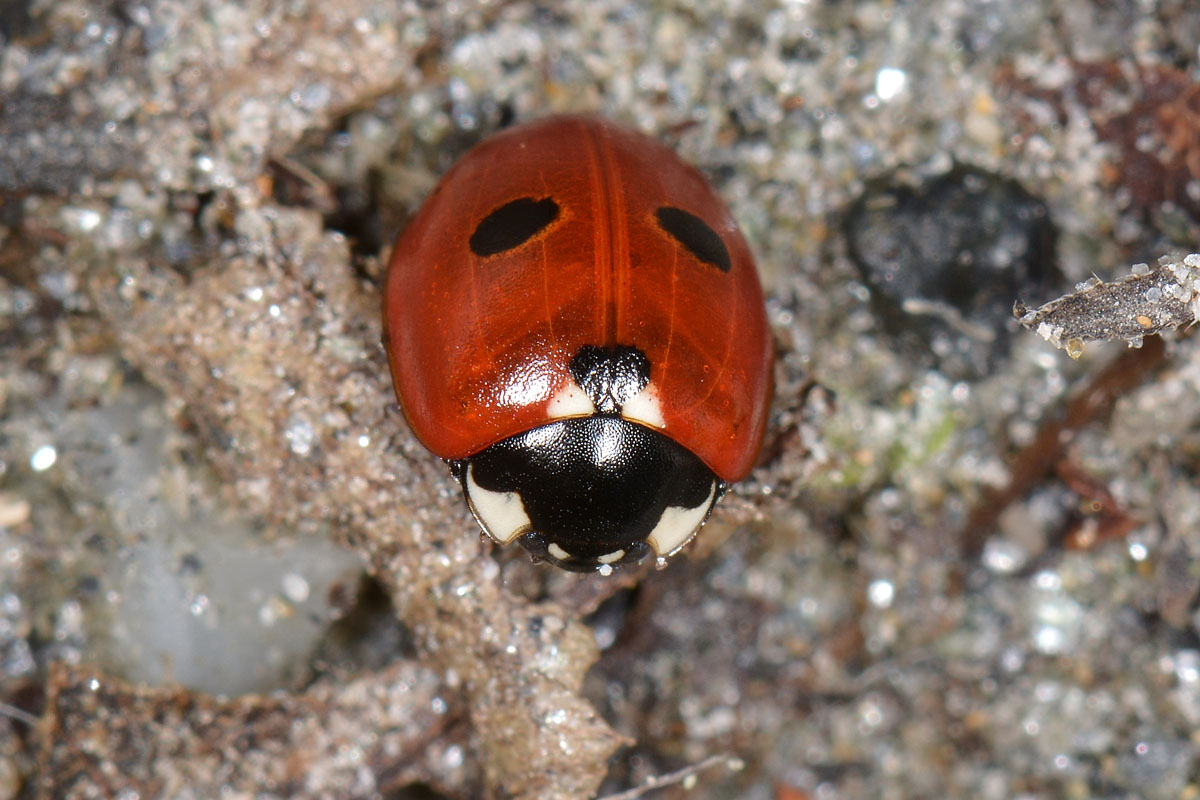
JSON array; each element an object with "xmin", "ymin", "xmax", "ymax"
[{"xmin": 383, "ymin": 115, "xmax": 772, "ymax": 573}]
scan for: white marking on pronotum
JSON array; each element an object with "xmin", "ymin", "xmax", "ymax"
[
  {"xmin": 546, "ymin": 382, "xmax": 595, "ymax": 419},
  {"xmin": 597, "ymin": 549, "xmax": 626, "ymax": 564},
  {"xmin": 621, "ymin": 381, "xmax": 666, "ymax": 429},
  {"xmin": 464, "ymin": 463, "xmax": 531, "ymax": 544},
  {"xmin": 645, "ymin": 481, "xmax": 718, "ymax": 557},
  {"xmin": 547, "ymin": 542, "xmax": 571, "ymax": 561}
]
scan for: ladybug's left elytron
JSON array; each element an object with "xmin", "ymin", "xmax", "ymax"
[{"xmin": 383, "ymin": 115, "xmax": 772, "ymax": 573}]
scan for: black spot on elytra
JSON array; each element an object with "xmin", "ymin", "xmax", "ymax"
[
  {"xmin": 469, "ymin": 196, "xmax": 559, "ymax": 257},
  {"xmin": 569, "ymin": 345, "xmax": 650, "ymax": 413},
  {"xmin": 655, "ymin": 206, "xmax": 731, "ymax": 273}
]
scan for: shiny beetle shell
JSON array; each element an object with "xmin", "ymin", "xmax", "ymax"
[{"xmin": 383, "ymin": 115, "xmax": 772, "ymax": 572}]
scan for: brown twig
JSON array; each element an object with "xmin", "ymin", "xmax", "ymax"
[
  {"xmin": 959, "ymin": 336, "xmax": 1166, "ymax": 558},
  {"xmin": 1054, "ymin": 458, "xmax": 1141, "ymax": 550}
]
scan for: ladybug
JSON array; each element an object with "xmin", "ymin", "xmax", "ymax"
[{"xmin": 383, "ymin": 115, "xmax": 772, "ymax": 573}]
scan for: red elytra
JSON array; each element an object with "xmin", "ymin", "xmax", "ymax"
[{"xmin": 383, "ymin": 114, "xmax": 772, "ymax": 484}]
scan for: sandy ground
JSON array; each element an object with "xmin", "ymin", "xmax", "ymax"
[{"xmin": 3, "ymin": 1, "xmax": 1200, "ymax": 798}]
